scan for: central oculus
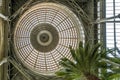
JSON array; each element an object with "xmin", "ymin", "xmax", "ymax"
[
  {"xmin": 37, "ymin": 30, "xmax": 53, "ymax": 46},
  {"xmin": 30, "ymin": 23, "xmax": 59, "ymax": 52}
]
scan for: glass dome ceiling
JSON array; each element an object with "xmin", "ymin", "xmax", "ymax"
[{"xmin": 14, "ymin": 2, "xmax": 83, "ymax": 75}]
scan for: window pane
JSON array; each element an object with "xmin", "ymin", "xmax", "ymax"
[{"xmin": 106, "ymin": 0, "xmax": 120, "ymax": 51}]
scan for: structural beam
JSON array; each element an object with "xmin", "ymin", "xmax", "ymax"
[
  {"xmin": 0, "ymin": 58, "xmax": 7, "ymax": 66},
  {"xmin": 8, "ymin": 58, "xmax": 33, "ymax": 80},
  {"xmin": 0, "ymin": 13, "xmax": 9, "ymax": 21},
  {"xmin": 94, "ymin": 14, "xmax": 120, "ymax": 24},
  {"xmin": 0, "ymin": 18, "xmax": 4, "ymax": 80},
  {"xmin": 9, "ymin": 0, "xmax": 33, "ymax": 20}
]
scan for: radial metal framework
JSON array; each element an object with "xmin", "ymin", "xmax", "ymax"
[{"xmin": 14, "ymin": 2, "xmax": 83, "ymax": 75}]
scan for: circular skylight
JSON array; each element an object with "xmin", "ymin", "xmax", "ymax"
[{"xmin": 14, "ymin": 2, "xmax": 83, "ymax": 75}]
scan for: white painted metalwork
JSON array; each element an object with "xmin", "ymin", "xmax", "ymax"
[
  {"xmin": 0, "ymin": 58, "xmax": 7, "ymax": 66},
  {"xmin": 0, "ymin": 13, "xmax": 8, "ymax": 21}
]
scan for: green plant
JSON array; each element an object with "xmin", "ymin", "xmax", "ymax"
[
  {"xmin": 56, "ymin": 41, "xmax": 106, "ymax": 80},
  {"xmin": 100, "ymin": 48, "xmax": 120, "ymax": 80}
]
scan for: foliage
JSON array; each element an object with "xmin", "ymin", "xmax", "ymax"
[
  {"xmin": 55, "ymin": 40, "xmax": 120, "ymax": 80},
  {"xmin": 56, "ymin": 41, "xmax": 106, "ymax": 80},
  {"xmin": 100, "ymin": 48, "xmax": 120, "ymax": 80}
]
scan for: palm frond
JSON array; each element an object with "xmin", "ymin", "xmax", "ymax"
[
  {"xmin": 108, "ymin": 73, "xmax": 120, "ymax": 80},
  {"xmin": 69, "ymin": 46, "xmax": 77, "ymax": 61},
  {"xmin": 59, "ymin": 58, "xmax": 78, "ymax": 72}
]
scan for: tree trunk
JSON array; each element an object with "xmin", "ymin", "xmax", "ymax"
[{"xmin": 85, "ymin": 73, "xmax": 100, "ymax": 80}]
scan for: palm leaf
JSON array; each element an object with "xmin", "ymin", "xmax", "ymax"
[
  {"xmin": 79, "ymin": 41, "xmax": 83, "ymax": 48},
  {"xmin": 106, "ymin": 57, "xmax": 120, "ymax": 65},
  {"xmin": 108, "ymin": 73, "xmax": 120, "ymax": 80},
  {"xmin": 69, "ymin": 46, "xmax": 77, "ymax": 61},
  {"xmin": 60, "ymin": 58, "xmax": 77, "ymax": 72},
  {"xmin": 89, "ymin": 43, "xmax": 101, "ymax": 62}
]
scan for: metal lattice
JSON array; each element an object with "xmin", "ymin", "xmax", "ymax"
[{"xmin": 14, "ymin": 2, "xmax": 83, "ymax": 75}]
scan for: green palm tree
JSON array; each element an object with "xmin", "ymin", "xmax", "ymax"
[{"xmin": 56, "ymin": 41, "xmax": 106, "ymax": 80}]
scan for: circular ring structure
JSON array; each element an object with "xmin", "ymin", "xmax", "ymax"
[
  {"xmin": 37, "ymin": 30, "xmax": 53, "ymax": 46},
  {"xmin": 14, "ymin": 2, "xmax": 83, "ymax": 75},
  {"xmin": 30, "ymin": 23, "xmax": 59, "ymax": 52}
]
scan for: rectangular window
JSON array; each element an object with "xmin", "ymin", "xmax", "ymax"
[{"xmin": 106, "ymin": 0, "xmax": 120, "ymax": 53}]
